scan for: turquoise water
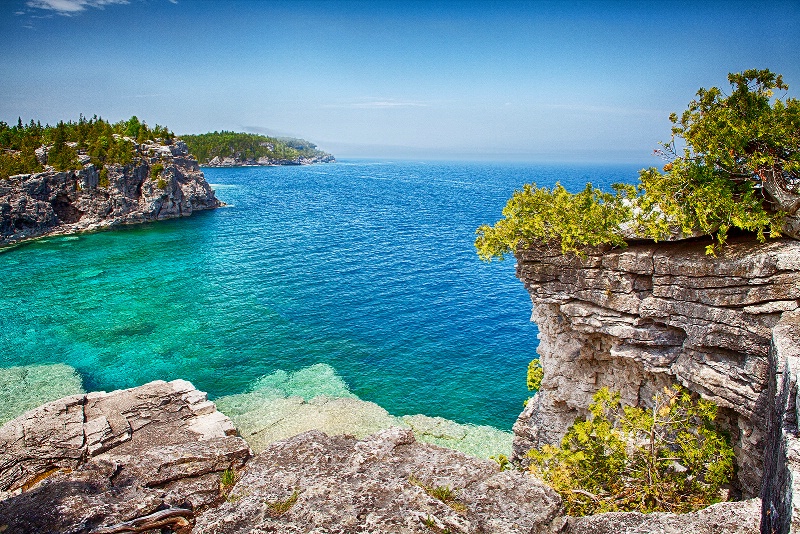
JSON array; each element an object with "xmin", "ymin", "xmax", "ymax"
[{"xmin": 0, "ymin": 160, "xmax": 644, "ymax": 429}]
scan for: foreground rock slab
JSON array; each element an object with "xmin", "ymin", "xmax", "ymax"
[
  {"xmin": 0, "ymin": 383, "xmax": 764, "ymax": 534},
  {"xmin": 0, "ymin": 380, "xmax": 250, "ymax": 534},
  {"xmin": 195, "ymin": 427, "xmax": 564, "ymax": 534}
]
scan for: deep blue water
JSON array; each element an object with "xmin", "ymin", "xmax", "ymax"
[{"xmin": 0, "ymin": 160, "xmax": 646, "ymax": 429}]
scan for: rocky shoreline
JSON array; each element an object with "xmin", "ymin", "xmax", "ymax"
[
  {"xmin": 201, "ymin": 153, "xmax": 335, "ymax": 167},
  {"xmin": 0, "ymin": 380, "xmax": 761, "ymax": 534},
  {"xmin": 2, "ymin": 186, "xmax": 800, "ymax": 530},
  {"xmin": 0, "ymin": 139, "xmax": 220, "ymax": 248}
]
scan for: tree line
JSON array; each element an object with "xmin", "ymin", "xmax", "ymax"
[
  {"xmin": 180, "ymin": 131, "xmax": 331, "ymax": 164},
  {"xmin": 0, "ymin": 115, "xmax": 173, "ymax": 179}
]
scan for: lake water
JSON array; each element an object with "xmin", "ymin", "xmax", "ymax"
[{"xmin": 0, "ymin": 160, "xmax": 647, "ymax": 429}]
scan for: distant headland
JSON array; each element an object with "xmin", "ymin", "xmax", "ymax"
[
  {"xmin": 181, "ymin": 131, "xmax": 335, "ymax": 167},
  {"xmin": 0, "ymin": 116, "xmax": 337, "ymax": 246}
]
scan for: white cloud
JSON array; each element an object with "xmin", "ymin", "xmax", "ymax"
[{"xmin": 25, "ymin": 0, "xmax": 130, "ymax": 15}]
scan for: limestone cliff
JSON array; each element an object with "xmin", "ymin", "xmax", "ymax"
[
  {"xmin": 511, "ymin": 235, "xmax": 800, "ymax": 500},
  {"xmin": 0, "ymin": 140, "xmax": 220, "ymax": 247}
]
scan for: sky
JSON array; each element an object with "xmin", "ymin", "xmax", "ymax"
[{"xmin": 1, "ymin": 0, "xmax": 799, "ymax": 162}]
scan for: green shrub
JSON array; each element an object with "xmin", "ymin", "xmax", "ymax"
[
  {"xmin": 476, "ymin": 182, "xmax": 635, "ymax": 259},
  {"xmin": 527, "ymin": 358, "xmax": 543, "ymax": 392},
  {"xmin": 151, "ymin": 163, "xmax": 164, "ymax": 178},
  {"xmin": 527, "ymin": 386, "xmax": 734, "ymax": 516}
]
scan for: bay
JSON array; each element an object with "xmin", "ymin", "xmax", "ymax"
[{"xmin": 0, "ymin": 160, "xmax": 647, "ymax": 429}]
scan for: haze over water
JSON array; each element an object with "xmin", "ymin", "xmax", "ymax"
[{"xmin": 0, "ymin": 161, "xmax": 645, "ymax": 429}]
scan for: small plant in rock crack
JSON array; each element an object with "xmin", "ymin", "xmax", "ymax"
[
  {"xmin": 409, "ymin": 475, "xmax": 467, "ymax": 513},
  {"xmin": 219, "ymin": 468, "xmax": 236, "ymax": 496},
  {"xmin": 490, "ymin": 454, "xmax": 512, "ymax": 471},
  {"xmin": 421, "ymin": 515, "xmax": 454, "ymax": 534},
  {"xmin": 265, "ymin": 489, "xmax": 301, "ymax": 517}
]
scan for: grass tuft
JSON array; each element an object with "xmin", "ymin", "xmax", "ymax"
[{"xmin": 266, "ymin": 489, "xmax": 300, "ymax": 517}]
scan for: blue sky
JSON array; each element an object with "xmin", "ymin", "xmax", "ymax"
[{"xmin": 2, "ymin": 0, "xmax": 799, "ymax": 162}]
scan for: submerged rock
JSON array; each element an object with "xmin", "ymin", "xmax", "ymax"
[
  {"xmin": 217, "ymin": 393, "xmax": 399, "ymax": 451},
  {"xmin": 0, "ymin": 363, "xmax": 84, "ymax": 424},
  {"xmin": 214, "ymin": 363, "xmax": 514, "ymax": 460}
]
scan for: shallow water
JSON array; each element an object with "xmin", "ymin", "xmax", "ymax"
[{"xmin": 0, "ymin": 160, "xmax": 645, "ymax": 429}]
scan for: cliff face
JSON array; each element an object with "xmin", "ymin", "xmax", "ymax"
[
  {"xmin": 512, "ymin": 236, "xmax": 800, "ymax": 497},
  {"xmin": 0, "ymin": 140, "xmax": 220, "ymax": 246}
]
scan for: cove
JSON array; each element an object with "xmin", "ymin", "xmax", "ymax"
[{"xmin": 0, "ymin": 160, "xmax": 646, "ymax": 430}]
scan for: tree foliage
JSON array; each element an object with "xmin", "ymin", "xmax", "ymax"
[
  {"xmin": 180, "ymin": 131, "xmax": 331, "ymax": 164},
  {"xmin": 528, "ymin": 386, "xmax": 734, "ymax": 516},
  {"xmin": 476, "ymin": 182, "xmax": 636, "ymax": 259},
  {"xmin": 0, "ymin": 115, "xmax": 174, "ymax": 180},
  {"xmin": 476, "ymin": 69, "xmax": 798, "ymax": 259}
]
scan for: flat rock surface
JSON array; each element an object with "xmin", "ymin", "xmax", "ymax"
[{"xmin": 195, "ymin": 427, "xmax": 564, "ymax": 534}]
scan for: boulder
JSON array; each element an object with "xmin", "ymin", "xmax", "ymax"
[{"xmin": 0, "ymin": 380, "xmax": 249, "ymax": 534}]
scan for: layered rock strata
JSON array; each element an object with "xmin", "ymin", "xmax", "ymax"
[
  {"xmin": 512, "ymin": 236, "xmax": 800, "ymax": 497},
  {"xmin": 0, "ymin": 140, "xmax": 220, "ymax": 246},
  {"xmin": 0, "ymin": 380, "xmax": 249, "ymax": 533}
]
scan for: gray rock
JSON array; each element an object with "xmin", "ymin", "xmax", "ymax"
[
  {"xmin": 0, "ymin": 139, "xmax": 220, "ymax": 247},
  {"xmin": 194, "ymin": 427, "xmax": 565, "ymax": 534},
  {"xmin": 563, "ymin": 498, "xmax": 761, "ymax": 534},
  {"xmin": 0, "ymin": 382, "xmax": 767, "ymax": 534},
  {"xmin": 0, "ymin": 380, "xmax": 250, "ymax": 534}
]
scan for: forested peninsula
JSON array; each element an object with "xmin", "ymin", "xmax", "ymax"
[
  {"xmin": 0, "ymin": 115, "xmax": 220, "ymax": 246},
  {"xmin": 181, "ymin": 131, "xmax": 335, "ymax": 166}
]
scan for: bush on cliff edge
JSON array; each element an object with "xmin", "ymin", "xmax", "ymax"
[{"xmin": 476, "ymin": 69, "xmax": 799, "ymax": 259}]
